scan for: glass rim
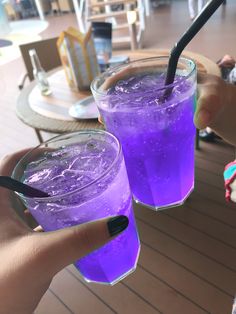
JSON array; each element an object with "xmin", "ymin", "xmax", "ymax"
[
  {"xmin": 12, "ymin": 129, "xmax": 122, "ymax": 201},
  {"xmin": 91, "ymin": 56, "xmax": 196, "ymax": 97}
]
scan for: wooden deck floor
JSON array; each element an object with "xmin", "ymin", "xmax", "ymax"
[
  {"xmin": 35, "ymin": 140, "xmax": 236, "ymax": 314},
  {"xmin": 0, "ymin": 1, "xmax": 236, "ymax": 313}
]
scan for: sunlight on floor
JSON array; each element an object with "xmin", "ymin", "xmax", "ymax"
[{"xmin": 0, "ymin": 19, "xmax": 48, "ymax": 65}]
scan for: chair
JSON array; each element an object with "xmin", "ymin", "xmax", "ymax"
[
  {"xmin": 85, "ymin": 0, "xmax": 143, "ymax": 49},
  {"xmin": 19, "ymin": 37, "xmax": 61, "ymax": 83},
  {"xmin": 51, "ymin": 0, "xmax": 61, "ymax": 14},
  {"xmin": 18, "ymin": 37, "xmax": 61, "ymax": 142},
  {"xmin": 58, "ymin": 0, "xmax": 73, "ymax": 12}
]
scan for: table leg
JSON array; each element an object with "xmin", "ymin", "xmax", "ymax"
[{"xmin": 195, "ymin": 129, "xmax": 200, "ymax": 150}]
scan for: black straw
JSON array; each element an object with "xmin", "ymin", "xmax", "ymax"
[
  {"xmin": 0, "ymin": 176, "xmax": 49, "ymax": 198},
  {"xmin": 165, "ymin": 0, "xmax": 225, "ymax": 86}
]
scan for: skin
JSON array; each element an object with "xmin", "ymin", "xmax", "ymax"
[
  {"xmin": 0, "ymin": 149, "xmax": 118, "ymax": 314},
  {"xmin": 195, "ymin": 73, "xmax": 236, "ymax": 147},
  {"xmin": 217, "ymin": 54, "xmax": 235, "ymax": 68}
]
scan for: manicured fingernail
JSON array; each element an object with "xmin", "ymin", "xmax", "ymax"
[{"xmin": 107, "ymin": 215, "xmax": 129, "ymax": 237}]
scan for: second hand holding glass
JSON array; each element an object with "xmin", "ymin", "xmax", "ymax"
[{"xmin": 12, "ymin": 130, "xmax": 140, "ymax": 285}]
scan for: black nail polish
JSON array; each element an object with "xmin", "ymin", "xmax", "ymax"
[{"xmin": 107, "ymin": 215, "xmax": 129, "ymax": 237}]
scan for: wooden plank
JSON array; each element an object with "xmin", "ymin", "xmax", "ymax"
[
  {"xmin": 113, "ymin": 23, "xmax": 129, "ymax": 30},
  {"xmin": 135, "ymin": 206, "xmax": 236, "ymax": 272},
  {"xmin": 113, "ymin": 36, "xmax": 131, "ymax": 44},
  {"xmin": 134, "ymin": 209, "xmax": 236, "ymax": 295},
  {"xmin": 195, "ymin": 156, "xmax": 226, "ymax": 176},
  {"xmin": 198, "ymin": 140, "xmax": 235, "ymax": 157},
  {"xmin": 113, "ymin": 22, "xmax": 140, "ymax": 30},
  {"xmin": 89, "ymin": 0, "xmax": 136, "ymax": 8},
  {"xmin": 35, "ymin": 289, "xmax": 73, "ymax": 314},
  {"xmin": 124, "ymin": 266, "xmax": 209, "ymax": 314},
  {"xmin": 166, "ymin": 205, "xmax": 236, "ymax": 249},
  {"xmin": 195, "ymin": 144, "xmax": 234, "ymax": 164},
  {"xmin": 132, "ymin": 246, "xmax": 233, "ymax": 314},
  {"xmin": 194, "ymin": 182, "xmax": 235, "ymax": 209},
  {"xmin": 187, "ymin": 194, "xmax": 236, "ymax": 228},
  {"xmin": 195, "ymin": 167, "xmax": 224, "ymax": 189},
  {"xmin": 87, "ymin": 9, "xmax": 138, "ymax": 20},
  {"xmin": 49, "ymin": 270, "xmax": 115, "ymax": 314},
  {"xmin": 67, "ymin": 266, "xmax": 158, "ymax": 314}
]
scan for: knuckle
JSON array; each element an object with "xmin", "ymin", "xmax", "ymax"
[{"xmin": 71, "ymin": 225, "xmax": 94, "ymax": 252}]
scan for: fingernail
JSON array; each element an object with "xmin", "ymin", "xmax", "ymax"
[{"xmin": 107, "ymin": 215, "xmax": 129, "ymax": 237}]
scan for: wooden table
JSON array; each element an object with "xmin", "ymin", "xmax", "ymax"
[{"xmin": 16, "ymin": 49, "xmax": 220, "ymax": 143}]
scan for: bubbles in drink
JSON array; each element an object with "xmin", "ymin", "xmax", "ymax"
[
  {"xmin": 107, "ymin": 72, "xmax": 193, "ymax": 112},
  {"xmin": 23, "ymin": 139, "xmax": 117, "ymax": 196},
  {"xmin": 100, "ymin": 71, "xmax": 196, "ymax": 208}
]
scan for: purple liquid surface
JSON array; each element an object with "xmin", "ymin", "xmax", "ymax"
[
  {"xmin": 23, "ymin": 139, "xmax": 140, "ymax": 284},
  {"xmin": 99, "ymin": 73, "xmax": 196, "ymax": 208}
]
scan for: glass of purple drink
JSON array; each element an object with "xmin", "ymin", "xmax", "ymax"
[
  {"xmin": 12, "ymin": 130, "xmax": 140, "ymax": 285},
  {"xmin": 91, "ymin": 56, "xmax": 196, "ymax": 210}
]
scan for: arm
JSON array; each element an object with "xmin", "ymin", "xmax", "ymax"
[{"xmin": 194, "ymin": 73, "xmax": 236, "ymax": 147}]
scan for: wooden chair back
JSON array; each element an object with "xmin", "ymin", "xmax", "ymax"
[{"xmin": 19, "ymin": 37, "xmax": 61, "ymax": 81}]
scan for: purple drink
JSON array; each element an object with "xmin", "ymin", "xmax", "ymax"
[
  {"xmin": 91, "ymin": 57, "xmax": 196, "ymax": 209},
  {"xmin": 13, "ymin": 130, "xmax": 140, "ymax": 285}
]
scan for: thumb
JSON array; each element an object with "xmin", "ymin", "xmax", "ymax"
[
  {"xmin": 33, "ymin": 215, "xmax": 129, "ymax": 276},
  {"xmin": 194, "ymin": 74, "xmax": 226, "ymax": 130},
  {"xmin": 194, "ymin": 96, "xmax": 213, "ymax": 130}
]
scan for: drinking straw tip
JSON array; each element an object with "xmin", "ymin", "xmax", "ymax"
[{"xmin": 0, "ymin": 176, "xmax": 49, "ymax": 198}]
